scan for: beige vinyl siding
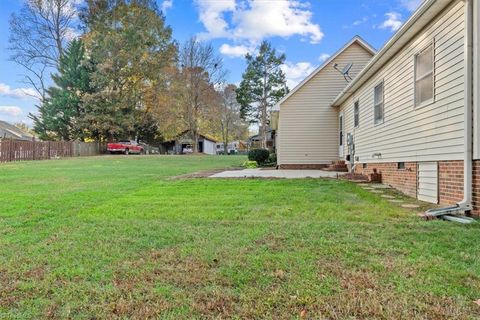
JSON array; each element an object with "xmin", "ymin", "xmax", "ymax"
[
  {"xmin": 278, "ymin": 42, "xmax": 373, "ymax": 165},
  {"xmin": 340, "ymin": 1, "xmax": 466, "ymax": 163}
]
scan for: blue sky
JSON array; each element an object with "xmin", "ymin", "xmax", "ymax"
[{"xmin": 0, "ymin": 0, "xmax": 423, "ymax": 125}]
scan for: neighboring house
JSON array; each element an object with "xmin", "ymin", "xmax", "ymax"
[
  {"xmin": 160, "ymin": 131, "xmax": 217, "ymax": 155},
  {"xmin": 216, "ymin": 141, "xmax": 245, "ymax": 154},
  {"xmin": 276, "ymin": 36, "xmax": 376, "ymax": 168},
  {"xmin": 0, "ymin": 120, "xmax": 35, "ymax": 141},
  {"xmin": 248, "ymin": 127, "xmax": 276, "ymax": 151},
  {"xmin": 278, "ymin": 0, "xmax": 480, "ymax": 215}
]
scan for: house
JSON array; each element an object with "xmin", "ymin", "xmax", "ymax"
[
  {"xmin": 248, "ymin": 126, "xmax": 276, "ymax": 151},
  {"xmin": 216, "ymin": 141, "xmax": 246, "ymax": 154},
  {"xmin": 159, "ymin": 131, "xmax": 217, "ymax": 155},
  {"xmin": 277, "ymin": 0, "xmax": 480, "ymax": 215},
  {"xmin": 0, "ymin": 120, "xmax": 35, "ymax": 141},
  {"xmin": 277, "ymin": 36, "xmax": 376, "ymax": 168}
]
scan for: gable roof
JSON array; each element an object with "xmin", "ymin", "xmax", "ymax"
[
  {"xmin": 331, "ymin": 0, "xmax": 453, "ymax": 107},
  {"xmin": 166, "ymin": 130, "xmax": 217, "ymax": 143},
  {"xmin": 0, "ymin": 120, "xmax": 35, "ymax": 141},
  {"xmin": 275, "ymin": 36, "xmax": 376, "ymax": 108}
]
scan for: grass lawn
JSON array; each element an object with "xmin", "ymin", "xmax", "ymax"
[{"xmin": 0, "ymin": 155, "xmax": 479, "ymax": 319}]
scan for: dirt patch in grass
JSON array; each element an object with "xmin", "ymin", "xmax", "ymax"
[
  {"xmin": 253, "ymin": 233, "xmax": 286, "ymax": 252},
  {"xmin": 307, "ymin": 258, "xmax": 479, "ymax": 320},
  {"xmin": 0, "ymin": 264, "xmax": 49, "ymax": 310},
  {"xmin": 0, "ymin": 268, "xmax": 20, "ymax": 308},
  {"xmin": 169, "ymin": 167, "xmax": 243, "ymax": 180},
  {"xmin": 97, "ymin": 247, "xmax": 236, "ymax": 319}
]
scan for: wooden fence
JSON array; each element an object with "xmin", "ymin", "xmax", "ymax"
[{"xmin": 0, "ymin": 139, "xmax": 107, "ymax": 163}]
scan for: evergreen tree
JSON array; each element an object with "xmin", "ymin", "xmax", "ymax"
[
  {"xmin": 81, "ymin": 0, "xmax": 176, "ymax": 141},
  {"xmin": 236, "ymin": 41, "xmax": 289, "ymax": 148},
  {"xmin": 31, "ymin": 39, "xmax": 92, "ymax": 141}
]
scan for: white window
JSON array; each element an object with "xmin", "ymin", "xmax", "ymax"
[
  {"xmin": 414, "ymin": 43, "xmax": 434, "ymax": 106},
  {"xmin": 374, "ymin": 82, "xmax": 384, "ymax": 124},
  {"xmin": 339, "ymin": 114, "xmax": 343, "ymax": 147},
  {"xmin": 354, "ymin": 100, "xmax": 360, "ymax": 128}
]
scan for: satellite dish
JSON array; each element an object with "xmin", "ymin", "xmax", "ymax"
[
  {"xmin": 342, "ymin": 63, "xmax": 353, "ymax": 76},
  {"xmin": 333, "ymin": 62, "xmax": 354, "ymax": 82}
]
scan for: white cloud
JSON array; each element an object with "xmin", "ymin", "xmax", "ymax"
[
  {"xmin": 281, "ymin": 61, "xmax": 315, "ymax": 89},
  {"xmin": 219, "ymin": 44, "xmax": 251, "ymax": 58},
  {"xmin": 161, "ymin": 0, "xmax": 173, "ymax": 13},
  {"xmin": 380, "ymin": 12, "xmax": 403, "ymax": 32},
  {"xmin": 196, "ymin": 0, "xmax": 323, "ymax": 44},
  {"xmin": 400, "ymin": 0, "xmax": 423, "ymax": 11},
  {"xmin": 0, "ymin": 83, "xmax": 40, "ymax": 99},
  {"xmin": 318, "ymin": 53, "xmax": 331, "ymax": 63},
  {"xmin": 0, "ymin": 106, "xmax": 23, "ymax": 117},
  {"xmin": 197, "ymin": 0, "xmax": 236, "ymax": 38},
  {"xmin": 353, "ymin": 16, "xmax": 368, "ymax": 26}
]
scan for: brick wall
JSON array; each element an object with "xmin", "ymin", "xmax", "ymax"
[
  {"xmin": 354, "ymin": 160, "xmax": 480, "ymax": 216},
  {"xmin": 472, "ymin": 160, "xmax": 480, "ymax": 216},
  {"xmin": 354, "ymin": 162, "xmax": 418, "ymax": 197},
  {"xmin": 284, "ymin": 160, "xmax": 480, "ymax": 217},
  {"xmin": 438, "ymin": 161, "xmax": 464, "ymax": 205}
]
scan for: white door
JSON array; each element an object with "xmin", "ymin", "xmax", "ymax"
[
  {"xmin": 339, "ymin": 113, "xmax": 344, "ymax": 157},
  {"xmin": 417, "ymin": 162, "xmax": 438, "ymax": 204}
]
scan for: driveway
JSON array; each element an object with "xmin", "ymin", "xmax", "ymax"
[{"xmin": 209, "ymin": 168, "xmax": 342, "ymax": 179}]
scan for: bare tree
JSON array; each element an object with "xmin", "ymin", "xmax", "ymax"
[
  {"xmin": 9, "ymin": 0, "xmax": 79, "ymax": 101},
  {"xmin": 216, "ymin": 84, "xmax": 247, "ymax": 155},
  {"xmin": 178, "ymin": 37, "xmax": 227, "ymax": 153}
]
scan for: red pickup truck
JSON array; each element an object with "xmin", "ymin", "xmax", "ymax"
[{"xmin": 107, "ymin": 140, "xmax": 144, "ymax": 155}]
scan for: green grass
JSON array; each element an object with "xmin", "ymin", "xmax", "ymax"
[{"xmin": 0, "ymin": 155, "xmax": 479, "ymax": 319}]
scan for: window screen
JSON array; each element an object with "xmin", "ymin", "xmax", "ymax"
[
  {"xmin": 354, "ymin": 101, "xmax": 359, "ymax": 127},
  {"xmin": 374, "ymin": 82, "xmax": 384, "ymax": 124},
  {"xmin": 339, "ymin": 115, "xmax": 343, "ymax": 146},
  {"xmin": 415, "ymin": 44, "xmax": 434, "ymax": 106}
]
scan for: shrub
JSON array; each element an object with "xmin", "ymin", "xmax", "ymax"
[
  {"xmin": 268, "ymin": 153, "xmax": 277, "ymax": 164},
  {"xmin": 248, "ymin": 149, "xmax": 270, "ymax": 164},
  {"xmin": 243, "ymin": 160, "xmax": 258, "ymax": 168}
]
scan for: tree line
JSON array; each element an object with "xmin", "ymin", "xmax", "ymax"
[{"xmin": 9, "ymin": 0, "xmax": 288, "ymax": 151}]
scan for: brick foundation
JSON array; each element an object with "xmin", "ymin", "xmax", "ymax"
[
  {"xmin": 355, "ymin": 160, "xmax": 479, "ymax": 217},
  {"xmin": 354, "ymin": 162, "xmax": 417, "ymax": 198},
  {"xmin": 438, "ymin": 161, "xmax": 464, "ymax": 205},
  {"xmin": 279, "ymin": 164, "xmax": 328, "ymax": 169},
  {"xmin": 473, "ymin": 160, "xmax": 480, "ymax": 216}
]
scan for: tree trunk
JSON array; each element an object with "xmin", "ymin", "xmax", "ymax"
[
  {"xmin": 192, "ymin": 130, "xmax": 199, "ymax": 153},
  {"xmin": 223, "ymin": 129, "xmax": 229, "ymax": 155},
  {"xmin": 260, "ymin": 101, "xmax": 267, "ymax": 149},
  {"xmin": 261, "ymin": 66, "xmax": 268, "ymax": 149}
]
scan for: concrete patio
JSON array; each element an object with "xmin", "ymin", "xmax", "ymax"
[{"xmin": 209, "ymin": 168, "xmax": 342, "ymax": 179}]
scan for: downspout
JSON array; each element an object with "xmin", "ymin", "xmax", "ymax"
[
  {"xmin": 457, "ymin": 0, "xmax": 474, "ymax": 212},
  {"xmin": 426, "ymin": 0, "xmax": 474, "ymax": 220}
]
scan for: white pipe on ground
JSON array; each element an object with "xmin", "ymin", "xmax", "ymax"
[{"xmin": 457, "ymin": 0, "xmax": 474, "ymax": 211}]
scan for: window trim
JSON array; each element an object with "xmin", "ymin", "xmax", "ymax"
[
  {"xmin": 353, "ymin": 100, "xmax": 360, "ymax": 128},
  {"xmin": 339, "ymin": 113, "xmax": 344, "ymax": 147},
  {"xmin": 414, "ymin": 41, "xmax": 435, "ymax": 109},
  {"xmin": 373, "ymin": 80, "xmax": 384, "ymax": 125}
]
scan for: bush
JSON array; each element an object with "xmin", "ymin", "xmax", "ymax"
[
  {"xmin": 243, "ymin": 160, "xmax": 258, "ymax": 168},
  {"xmin": 268, "ymin": 153, "xmax": 277, "ymax": 164},
  {"xmin": 248, "ymin": 149, "xmax": 270, "ymax": 164}
]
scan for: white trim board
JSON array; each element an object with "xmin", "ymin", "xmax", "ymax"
[{"xmin": 275, "ymin": 36, "xmax": 376, "ymax": 108}]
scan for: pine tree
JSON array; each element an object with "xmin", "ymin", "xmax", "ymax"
[
  {"xmin": 31, "ymin": 39, "xmax": 92, "ymax": 141},
  {"xmin": 236, "ymin": 41, "xmax": 289, "ymax": 148},
  {"xmin": 81, "ymin": 0, "xmax": 176, "ymax": 141}
]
